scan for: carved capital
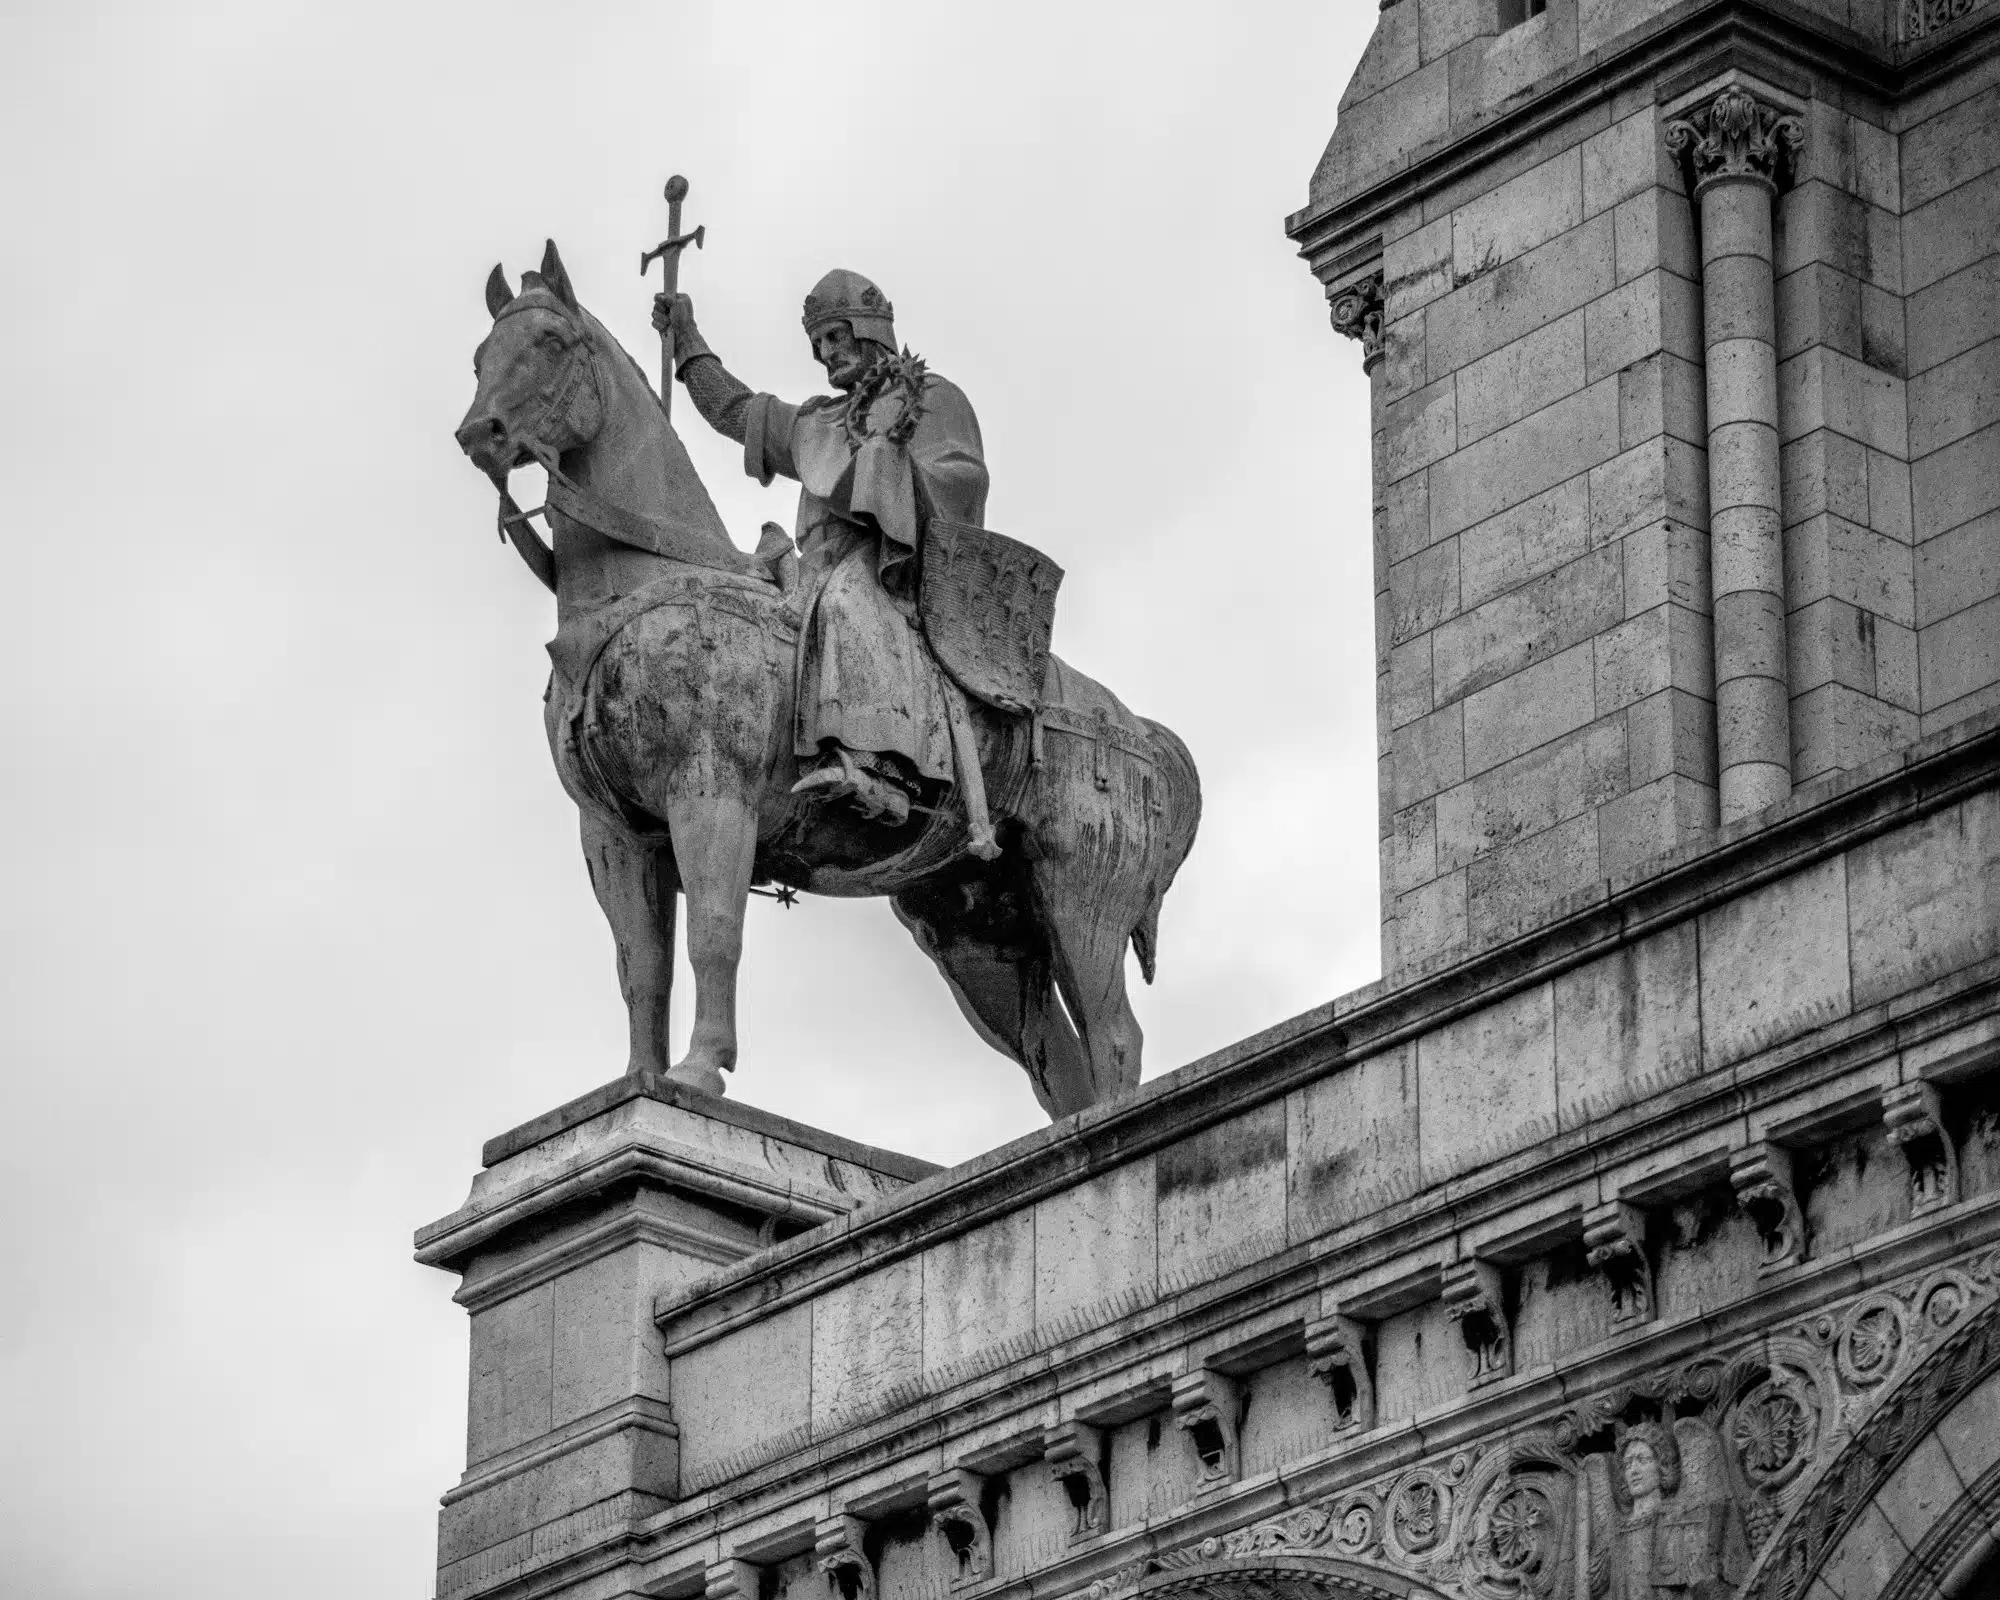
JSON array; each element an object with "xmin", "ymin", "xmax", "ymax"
[
  {"xmin": 815, "ymin": 1513, "xmax": 873, "ymax": 1600},
  {"xmin": 707, "ymin": 1560, "xmax": 762, "ymax": 1600},
  {"xmin": 1170, "ymin": 1368, "xmax": 1241, "ymax": 1490},
  {"xmin": 1885, "ymin": 1081, "xmax": 1960, "ymax": 1218},
  {"xmin": 1305, "ymin": 1312, "xmax": 1377, "ymax": 1433},
  {"xmin": 1045, "ymin": 1421, "xmax": 1108, "ymax": 1541},
  {"xmin": 1731, "ymin": 1142, "xmax": 1806, "ymax": 1273},
  {"xmin": 1664, "ymin": 87, "xmax": 1803, "ymax": 198},
  {"xmin": 927, "ymin": 1469, "xmax": 992, "ymax": 1587},
  {"xmin": 1442, "ymin": 1259, "xmax": 1512, "ymax": 1387},
  {"xmin": 1330, "ymin": 272, "xmax": 1386, "ymax": 372},
  {"xmin": 1583, "ymin": 1200, "xmax": 1654, "ymax": 1328}
]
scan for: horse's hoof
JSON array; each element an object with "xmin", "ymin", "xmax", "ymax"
[{"xmin": 666, "ymin": 1061, "xmax": 728, "ymax": 1098}]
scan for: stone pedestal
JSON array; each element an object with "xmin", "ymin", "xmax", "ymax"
[{"xmin": 415, "ymin": 1074, "xmax": 936, "ymax": 1599}]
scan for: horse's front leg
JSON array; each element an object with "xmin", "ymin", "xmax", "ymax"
[
  {"xmin": 579, "ymin": 812, "xmax": 679, "ymax": 1077},
  {"xmin": 660, "ymin": 793, "xmax": 758, "ymax": 1096}
]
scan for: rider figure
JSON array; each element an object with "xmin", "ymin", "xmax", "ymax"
[{"xmin": 654, "ymin": 271, "xmax": 988, "ymax": 826}]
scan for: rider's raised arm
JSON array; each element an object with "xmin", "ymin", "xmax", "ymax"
[{"xmin": 657, "ymin": 293, "xmax": 802, "ymax": 486}]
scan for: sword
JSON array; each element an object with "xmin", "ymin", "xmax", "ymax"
[{"xmin": 639, "ymin": 174, "xmax": 705, "ymax": 421}]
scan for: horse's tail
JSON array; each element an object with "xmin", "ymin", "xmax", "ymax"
[{"xmin": 1131, "ymin": 718, "xmax": 1201, "ymax": 984}]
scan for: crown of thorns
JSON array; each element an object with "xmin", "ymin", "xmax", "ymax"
[{"xmin": 802, "ymin": 282, "xmax": 894, "ymax": 331}]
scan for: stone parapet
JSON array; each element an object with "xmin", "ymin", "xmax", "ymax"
[{"xmin": 413, "ymin": 706, "xmax": 1998, "ymax": 1599}]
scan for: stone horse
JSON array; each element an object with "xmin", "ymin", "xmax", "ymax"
[{"xmin": 454, "ymin": 242, "xmax": 1199, "ymax": 1118}]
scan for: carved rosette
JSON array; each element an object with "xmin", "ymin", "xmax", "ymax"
[
  {"xmin": 1330, "ymin": 272, "xmax": 1386, "ymax": 372},
  {"xmin": 1664, "ymin": 87, "xmax": 1804, "ymax": 198}
]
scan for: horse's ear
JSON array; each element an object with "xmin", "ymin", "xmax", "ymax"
[
  {"xmin": 484, "ymin": 264, "xmax": 513, "ymax": 319},
  {"xmin": 540, "ymin": 240, "xmax": 578, "ymax": 310}
]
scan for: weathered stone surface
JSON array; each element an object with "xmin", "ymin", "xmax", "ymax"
[
  {"xmin": 1553, "ymin": 922, "xmax": 1702, "ymax": 1127},
  {"xmin": 670, "ymin": 1303, "xmax": 810, "ymax": 1485},
  {"xmin": 1033, "ymin": 1159, "xmax": 1158, "ymax": 1325},
  {"xmin": 1848, "ymin": 789, "xmax": 2000, "ymax": 1008},
  {"xmin": 1416, "ymin": 983, "xmax": 1557, "ymax": 1176},
  {"xmin": 1699, "ymin": 855, "xmax": 1852, "ymax": 1068},
  {"xmin": 922, "ymin": 1203, "xmax": 1035, "ymax": 1375},
  {"xmin": 1157, "ymin": 1101, "xmax": 1289, "ymax": 1281}
]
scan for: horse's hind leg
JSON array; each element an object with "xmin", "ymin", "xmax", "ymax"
[
  {"xmin": 1038, "ymin": 879, "xmax": 1145, "ymax": 1106},
  {"xmin": 892, "ymin": 895, "xmax": 1097, "ymax": 1118},
  {"xmin": 579, "ymin": 812, "xmax": 679, "ymax": 1078},
  {"xmin": 660, "ymin": 793, "xmax": 758, "ymax": 1095}
]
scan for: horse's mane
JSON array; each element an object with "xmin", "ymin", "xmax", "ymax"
[{"xmin": 513, "ymin": 274, "xmax": 735, "ymax": 549}]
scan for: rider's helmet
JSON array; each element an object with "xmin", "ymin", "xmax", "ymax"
[{"xmin": 801, "ymin": 268, "xmax": 897, "ymax": 353}]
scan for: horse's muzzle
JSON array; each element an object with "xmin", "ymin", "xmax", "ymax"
[{"xmin": 455, "ymin": 413, "xmax": 512, "ymax": 474}]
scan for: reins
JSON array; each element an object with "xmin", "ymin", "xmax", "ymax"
[{"xmin": 484, "ymin": 303, "xmax": 768, "ymax": 591}]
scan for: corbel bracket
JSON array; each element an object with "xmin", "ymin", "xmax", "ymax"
[
  {"xmin": 1305, "ymin": 1312, "xmax": 1376, "ymax": 1433},
  {"xmin": 1583, "ymin": 1200, "xmax": 1654, "ymax": 1328},
  {"xmin": 928, "ymin": 1469, "xmax": 992, "ymax": 1587},
  {"xmin": 1442, "ymin": 1259, "xmax": 1512, "ymax": 1387},
  {"xmin": 816, "ymin": 1513, "xmax": 873, "ymax": 1600},
  {"xmin": 707, "ymin": 1560, "xmax": 762, "ymax": 1600},
  {"xmin": 1045, "ymin": 1421, "xmax": 1108, "ymax": 1541},
  {"xmin": 1885, "ymin": 1082, "xmax": 1959, "ymax": 1218},
  {"xmin": 1170, "ymin": 1368, "xmax": 1241, "ymax": 1490},
  {"xmin": 1329, "ymin": 271, "xmax": 1386, "ymax": 372},
  {"xmin": 1731, "ymin": 1142, "xmax": 1806, "ymax": 1273}
]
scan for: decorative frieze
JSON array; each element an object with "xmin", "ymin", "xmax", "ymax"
[
  {"xmin": 1329, "ymin": 272, "xmax": 1385, "ymax": 371},
  {"xmin": 1731, "ymin": 1144, "xmax": 1806, "ymax": 1273},
  {"xmin": 1583, "ymin": 1200, "xmax": 1654, "ymax": 1328},
  {"xmin": 1664, "ymin": 86, "xmax": 1804, "ymax": 198},
  {"xmin": 1305, "ymin": 1311, "xmax": 1376, "ymax": 1433},
  {"xmin": 1884, "ymin": 1081, "xmax": 1960, "ymax": 1218},
  {"xmin": 815, "ymin": 1513, "xmax": 873, "ymax": 1600},
  {"xmin": 927, "ymin": 1469, "xmax": 992, "ymax": 1587},
  {"xmin": 1442, "ymin": 1260, "xmax": 1512, "ymax": 1388},
  {"xmin": 1045, "ymin": 1421, "xmax": 1108, "ymax": 1540},
  {"xmin": 1171, "ymin": 1369, "xmax": 1242, "ymax": 1490},
  {"xmin": 1901, "ymin": 0, "xmax": 1989, "ymax": 39}
]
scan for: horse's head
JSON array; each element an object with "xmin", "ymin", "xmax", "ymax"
[{"xmin": 455, "ymin": 240, "xmax": 606, "ymax": 477}]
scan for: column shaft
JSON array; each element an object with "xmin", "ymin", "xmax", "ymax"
[{"xmin": 1698, "ymin": 175, "xmax": 1792, "ymax": 821}]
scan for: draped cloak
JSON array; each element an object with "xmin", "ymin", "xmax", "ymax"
[{"xmin": 738, "ymin": 373, "xmax": 989, "ymax": 782}]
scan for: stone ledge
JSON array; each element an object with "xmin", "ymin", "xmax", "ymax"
[
  {"xmin": 480, "ymin": 1070, "xmax": 941, "ymax": 1181},
  {"xmin": 650, "ymin": 708, "xmax": 2000, "ymax": 1348}
]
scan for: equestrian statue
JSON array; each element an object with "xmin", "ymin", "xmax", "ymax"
[{"xmin": 453, "ymin": 208, "xmax": 1198, "ymax": 1120}]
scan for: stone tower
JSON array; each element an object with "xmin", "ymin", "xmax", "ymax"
[
  {"xmin": 1289, "ymin": 0, "xmax": 1999, "ymax": 974},
  {"xmin": 418, "ymin": 7, "xmax": 2000, "ymax": 1600}
]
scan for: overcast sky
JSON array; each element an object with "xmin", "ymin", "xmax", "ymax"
[{"xmin": 1, "ymin": 5, "xmax": 1377, "ymax": 1595}]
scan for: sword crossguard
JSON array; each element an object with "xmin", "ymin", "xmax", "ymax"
[{"xmin": 639, "ymin": 225, "xmax": 705, "ymax": 277}]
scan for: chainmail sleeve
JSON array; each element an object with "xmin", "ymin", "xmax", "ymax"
[{"xmin": 680, "ymin": 353, "xmax": 752, "ymax": 444}]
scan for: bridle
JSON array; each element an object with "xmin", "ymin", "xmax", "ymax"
[{"xmin": 479, "ymin": 299, "xmax": 764, "ymax": 592}]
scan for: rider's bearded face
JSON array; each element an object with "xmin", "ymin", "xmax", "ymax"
[{"xmin": 811, "ymin": 321, "xmax": 879, "ymax": 391}]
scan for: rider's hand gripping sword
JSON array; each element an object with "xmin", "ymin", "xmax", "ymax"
[{"xmin": 639, "ymin": 174, "xmax": 704, "ymax": 421}]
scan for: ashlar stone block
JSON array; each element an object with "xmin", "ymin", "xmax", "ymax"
[
  {"xmin": 1455, "ymin": 310, "xmax": 1587, "ymax": 448},
  {"xmin": 1699, "ymin": 856, "xmax": 1853, "ymax": 1070},
  {"xmin": 1435, "ymin": 547, "xmax": 1623, "ymax": 708},
  {"xmin": 1430, "ymin": 378, "xmax": 1623, "ymax": 540},
  {"xmin": 668, "ymin": 1302, "xmax": 811, "ymax": 1486},
  {"xmin": 1033, "ymin": 1159, "xmax": 1158, "ymax": 1328},
  {"xmin": 1466, "ymin": 811, "xmax": 1602, "ymax": 946},
  {"xmin": 1461, "ymin": 640, "xmax": 1599, "ymax": 775},
  {"xmin": 1848, "ymin": 790, "xmax": 2000, "ymax": 1010},
  {"xmin": 1289, "ymin": 1045, "xmax": 1422, "ymax": 1235},
  {"xmin": 922, "ymin": 1204, "xmax": 1036, "ymax": 1378},
  {"xmin": 1157, "ymin": 1099, "xmax": 1289, "ymax": 1283},
  {"xmin": 811, "ymin": 1256, "xmax": 923, "ymax": 1433},
  {"xmin": 1553, "ymin": 921, "xmax": 1702, "ymax": 1128},
  {"xmin": 1416, "ymin": 982, "xmax": 1558, "ymax": 1177}
]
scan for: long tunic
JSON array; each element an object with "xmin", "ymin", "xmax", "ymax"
[{"xmin": 685, "ymin": 353, "xmax": 990, "ymax": 781}]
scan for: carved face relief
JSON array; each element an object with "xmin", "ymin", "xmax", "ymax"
[
  {"xmin": 811, "ymin": 321, "xmax": 875, "ymax": 391},
  {"xmin": 1621, "ymin": 1441, "xmax": 1662, "ymax": 1504}
]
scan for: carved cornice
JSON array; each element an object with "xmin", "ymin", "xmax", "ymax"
[
  {"xmin": 1732, "ymin": 1143, "xmax": 1807, "ymax": 1274},
  {"xmin": 1664, "ymin": 85, "xmax": 1804, "ymax": 197},
  {"xmin": 1884, "ymin": 1081, "xmax": 1961, "ymax": 1218},
  {"xmin": 1583, "ymin": 1201, "xmax": 1654, "ymax": 1328}
]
